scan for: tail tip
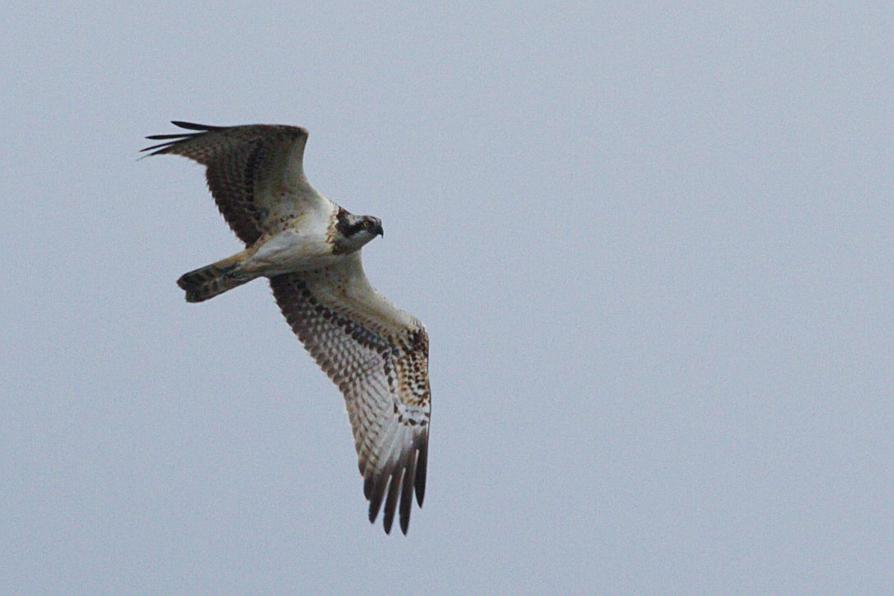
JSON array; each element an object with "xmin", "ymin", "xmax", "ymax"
[{"xmin": 176, "ymin": 263, "xmax": 246, "ymax": 303}]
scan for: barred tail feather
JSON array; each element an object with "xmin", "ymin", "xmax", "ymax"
[{"xmin": 177, "ymin": 256, "xmax": 251, "ymax": 303}]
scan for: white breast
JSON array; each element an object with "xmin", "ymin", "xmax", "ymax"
[{"xmin": 243, "ymin": 198, "xmax": 343, "ymax": 277}]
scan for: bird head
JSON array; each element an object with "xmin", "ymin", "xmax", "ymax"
[{"xmin": 335, "ymin": 210, "xmax": 384, "ymax": 253}]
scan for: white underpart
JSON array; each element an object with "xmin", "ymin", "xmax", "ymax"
[{"xmin": 243, "ymin": 228, "xmax": 344, "ymax": 276}]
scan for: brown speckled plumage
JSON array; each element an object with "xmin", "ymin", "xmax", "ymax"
[{"xmin": 270, "ymin": 255, "xmax": 430, "ymax": 535}]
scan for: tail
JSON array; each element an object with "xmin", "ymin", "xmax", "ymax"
[{"xmin": 177, "ymin": 253, "xmax": 253, "ymax": 303}]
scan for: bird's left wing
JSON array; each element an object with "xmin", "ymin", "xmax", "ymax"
[
  {"xmin": 142, "ymin": 121, "xmax": 328, "ymax": 245},
  {"xmin": 270, "ymin": 254, "xmax": 431, "ymax": 534}
]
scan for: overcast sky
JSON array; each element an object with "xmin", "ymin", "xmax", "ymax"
[{"xmin": 2, "ymin": 2, "xmax": 892, "ymax": 593}]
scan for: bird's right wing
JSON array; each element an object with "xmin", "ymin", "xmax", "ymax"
[
  {"xmin": 270, "ymin": 253, "xmax": 431, "ymax": 534},
  {"xmin": 142, "ymin": 121, "xmax": 330, "ymax": 245}
]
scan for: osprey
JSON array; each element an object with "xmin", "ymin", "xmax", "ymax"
[{"xmin": 142, "ymin": 121, "xmax": 431, "ymax": 534}]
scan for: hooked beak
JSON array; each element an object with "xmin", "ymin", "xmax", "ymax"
[{"xmin": 374, "ymin": 222, "xmax": 384, "ymax": 237}]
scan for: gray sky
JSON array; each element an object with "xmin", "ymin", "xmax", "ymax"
[{"xmin": 2, "ymin": 2, "xmax": 892, "ymax": 592}]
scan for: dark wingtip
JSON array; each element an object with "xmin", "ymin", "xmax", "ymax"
[
  {"xmin": 399, "ymin": 452, "xmax": 417, "ymax": 535},
  {"xmin": 145, "ymin": 133, "xmax": 193, "ymax": 140},
  {"xmin": 140, "ymin": 132, "xmax": 199, "ymax": 155},
  {"xmin": 363, "ymin": 439, "xmax": 428, "ymax": 534},
  {"xmin": 382, "ymin": 471, "xmax": 402, "ymax": 535},
  {"xmin": 414, "ymin": 441, "xmax": 428, "ymax": 507},
  {"xmin": 367, "ymin": 474, "xmax": 387, "ymax": 525},
  {"xmin": 139, "ymin": 141, "xmax": 177, "ymax": 154},
  {"xmin": 171, "ymin": 120, "xmax": 224, "ymax": 131},
  {"xmin": 363, "ymin": 472, "xmax": 374, "ymax": 500},
  {"xmin": 140, "ymin": 119, "xmax": 218, "ymax": 155}
]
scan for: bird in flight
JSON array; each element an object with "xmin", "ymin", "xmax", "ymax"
[{"xmin": 142, "ymin": 121, "xmax": 431, "ymax": 534}]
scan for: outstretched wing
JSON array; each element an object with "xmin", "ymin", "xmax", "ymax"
[
  {"xmin": 270, "ymin": 254, "xmax": 431, "ymax": 535},
  {"xmin": 142, "ymin": 121, "xmax": 329, "ymax": 245}
]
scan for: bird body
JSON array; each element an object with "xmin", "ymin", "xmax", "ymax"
[
  {"xmin": 178, "ymin": 205, "xmax": 381, "ymax": 301},
  {"xmin": 143, "ymin": 121, "xmax": 430, "ymax": 534}
]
